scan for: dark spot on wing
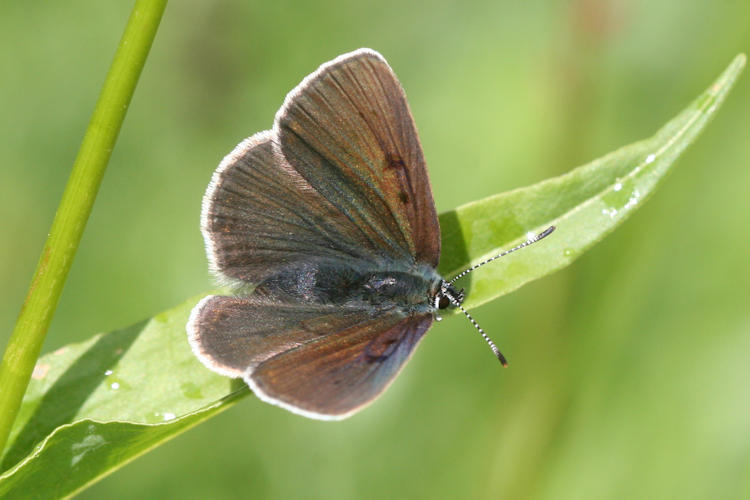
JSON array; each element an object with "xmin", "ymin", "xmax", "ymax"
[
  {"xmin": 364, "ymin": 331, "xmax": 402, "ymax": 362},
  {"xmin": 398, "ymin": 191, "xmax": 409, "ymax": 204},
  {"xmin": 386, "ymin": 152, "xmax": 406, "ymax": 171}
]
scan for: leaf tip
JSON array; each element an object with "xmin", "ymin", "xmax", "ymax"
[{"xmin": 730, "ymin": 53, "xmax": 746, "ymax": 73}]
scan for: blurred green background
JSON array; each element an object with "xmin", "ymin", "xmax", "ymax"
[{"xmin": 1, "ymin": 0, "xmax": 749, "ymax": 498}]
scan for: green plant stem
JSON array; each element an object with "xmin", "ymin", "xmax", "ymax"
[{"xmin": 0, "ymin": 0, "xmax": 167, "ymax": 455}]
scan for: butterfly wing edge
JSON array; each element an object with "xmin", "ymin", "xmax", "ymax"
[
  {"xmin": 200, "ymin": 130, "xmax": 275, "ymax": 287},
  {"xmin": 271, "ymin": 47, "xmax": 388, "ymax": 142},
  {"xmin": 187, "ymin": 295, "xmax": 247, "ymax": 378}
]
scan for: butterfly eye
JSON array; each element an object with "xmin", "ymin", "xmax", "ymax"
[{"xmin": 438, "ymin": 295, "xmax": 451, "ymax": 310}]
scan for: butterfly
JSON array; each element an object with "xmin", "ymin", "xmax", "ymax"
[{"xmin": 187, "ymin": 48, "xmax": 554, "ymax": 420}]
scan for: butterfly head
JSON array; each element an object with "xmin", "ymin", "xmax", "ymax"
[{"xmin": 434, "ymin": 281, "xmax": 464, "ymax": 313}]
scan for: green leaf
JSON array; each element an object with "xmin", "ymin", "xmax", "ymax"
[
  {"xmin": 0, "ymin": 54, "xmax": 743, "ymax": 498},
  {"xmin": 438, "ymin": 54, "xmax": 746, "ymax": 310}
]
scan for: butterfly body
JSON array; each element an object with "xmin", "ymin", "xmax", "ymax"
[{"xmin": 255, "ymin": 259, "xmax": 443, "ymax": 314}]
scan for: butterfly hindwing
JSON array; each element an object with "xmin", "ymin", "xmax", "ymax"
[{"xmin": 250, "ymin": 313, "xmax": 432, "ymax": 419}]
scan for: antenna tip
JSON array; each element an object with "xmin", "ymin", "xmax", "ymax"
[
  {"xmin": 496, "ymin": 351, "xmax": 509, "ymax": 367},
  {"xmin": 538, "ymin": 226, "xmax": 556, "ymax": 240}
]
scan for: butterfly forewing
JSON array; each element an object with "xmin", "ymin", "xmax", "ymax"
[
  {"xmin": 203, "ymin": 131, "xmax": 391, "ymax": 285},
  {"xmin": 275, "ymin": 49, "xmax": 440, "ymax": 267}
]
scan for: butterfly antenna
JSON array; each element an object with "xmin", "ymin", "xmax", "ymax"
[
  {"xmin": 446, "ymin": 294, "xmax": 508, "ymax": 366},
  {"xmin": 449, "ymin": 226, "xmax": 556, "ymax": 284}
]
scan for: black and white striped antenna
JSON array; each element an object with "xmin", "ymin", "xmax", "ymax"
[
  {"xmin": 447, "ymin": 225, "xmax": 556, "ymax": 364},
  {"xmin": 447, "ymin": 293, "xmax": 508, "ymax": 366},
  {"xmin": 450, "ymin": 226, "xmax": 556, "ymax": 284}
]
